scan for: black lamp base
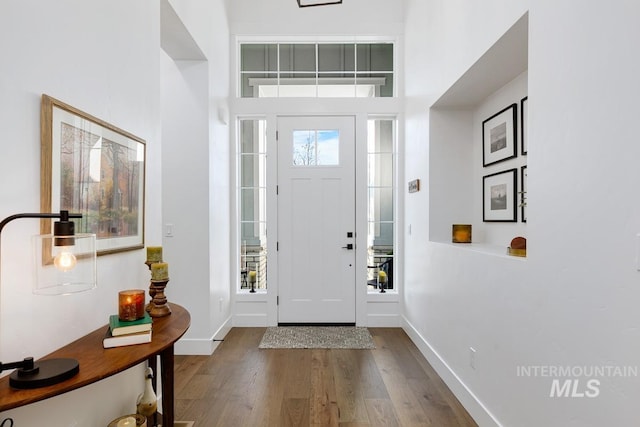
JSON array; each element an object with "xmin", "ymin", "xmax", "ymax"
[{"xmin": 9, "ymin": 358, "xmax": 79, "ymax": 389}]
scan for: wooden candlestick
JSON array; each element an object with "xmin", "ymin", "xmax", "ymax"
[
  {"xmin": 144, "ymin": 261, "xmax": 157, "ymax": 313},
  {"xmin": 149, "ymin": 279, "xmax": 171, "ymax": 318}
]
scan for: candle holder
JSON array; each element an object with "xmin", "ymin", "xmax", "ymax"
[
  {"xmin": 248, "ymin": 270, "xmax": 257, "ymax": 293},
  {"xmin": 148, "ymin": 279, "xmax": 171, "ymax": 318},
  {"xmin": 144, "ymin": 261, "xmax": 157, "ymax": 313},
  {"xmin": 118, "ymin": 289, "xmax": 146, "ymax": 321},
  {"xmin": 378, "ymin": 271, "xmax": 387, "ymax": 294},
  {"xmin": 452, "ymin": 224, "xmax": 472, "ymax": 243}
]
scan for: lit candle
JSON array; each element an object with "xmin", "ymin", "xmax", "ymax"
[
  {"xmin": 378, "ymin": 271, "xmax": 387, "ymax": 283},
  {"xmin": 151, "ymin": 262, "xmax": 169, "ymax": 281},
  {"xmin": 119, "ymin": 290, "xmax": 146, "ymax": 320},
  {"xmin": 146, "ymin": 246, "xmax": 163, "ymax": 263},
  {"xmin": 248, "ymin": 270, "xmax": 257, "ymax": 283},
  {"xmin": 117, "ymin": 417, "xmax": 137, "ymax": 427}
]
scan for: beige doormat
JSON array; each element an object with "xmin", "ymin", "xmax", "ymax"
[{"xmin": 258, "ymin": 326, "xmax": 375, "ymax": 349}]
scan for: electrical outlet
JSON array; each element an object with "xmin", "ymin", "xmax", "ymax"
[{"xmin": 469, "ymin": 347, "xmax": 476, "ymax": 370}]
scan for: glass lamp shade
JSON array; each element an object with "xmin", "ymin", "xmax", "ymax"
[{"xmin": 32, "ymin": 233, "xmax": 97, "ymax": 295}]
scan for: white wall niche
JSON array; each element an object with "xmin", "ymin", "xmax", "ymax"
[{"xmin": 429, "ymin": 12, "xmax": 528, "ymax": 253}]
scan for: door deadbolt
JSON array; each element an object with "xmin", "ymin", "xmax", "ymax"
[{"xmin": 342, "ymin": 243, "xmax": 354, "ymax": 250}]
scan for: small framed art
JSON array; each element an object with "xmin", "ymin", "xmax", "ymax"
[
  {"xmin": 483, "ymin": 168, "xmax": 517, "ymax": 222},
  {"xmin": 521, "ymin": 96, "xmax": 528, "ymax": 155},
  {"xmin": 482, "ymin": 103, "xmax": 517, "ymax": 167},
  {"xmin": 520, "ymin": 165, "xmax": 527, "ymax": 222}
]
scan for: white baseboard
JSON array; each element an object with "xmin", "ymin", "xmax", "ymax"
[
  {"xmin": 175, "ymin": 315, "xmax": 232, "ymax": 355},
  {"xmin": 402, "ymin": 316, "xmax": 502, "ymax": 427}
]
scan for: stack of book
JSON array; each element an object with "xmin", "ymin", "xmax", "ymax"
[{"xmin": 103, "ymin": 312, "xmax": 153, "ymax": 348}]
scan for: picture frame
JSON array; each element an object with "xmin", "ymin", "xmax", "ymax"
[
  {"xmin": 520, "ymin": 165, "xmax": 527, "ymax": 222},
  {"xmin": 408, "ymin": 179, "xmax": 420, "ymax": 193},
  {"xmin": 482, "ymin": 103, "xmax": 517, "ymax": 167},
  {"xmin": 41, "ymin": 95, "xmax": 146, "ymax": 255},
  {"xmin": 521, "ymin": 96, "xmax": 528, "ymax": 155},
  {"xmin": 483, "ymin": 168, "xmax": 517, "ymax": 222}
]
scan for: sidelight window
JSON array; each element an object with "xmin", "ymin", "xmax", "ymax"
[
  {"xmin": 239, "ymin": 118, "xmax": 268, "ymax": 291},
  {"xmin": 367, "ymin": 118, "xmax": 395, "ymax": 292}
]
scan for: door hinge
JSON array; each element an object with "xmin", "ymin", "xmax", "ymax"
[
  {"xmin": 277, "ymin": 296, "xmax": 279, "ymax": 305},
  {"xmin": 277, "ymin": 241, "xmax": 279, "ymax": 251},
  {"xmin": 276, "ymin": 130, "xmax": 279, "ymax": 141},
  {"xmin": 276, "ymin": 185, "xmax": 279, "ymax": 195}
]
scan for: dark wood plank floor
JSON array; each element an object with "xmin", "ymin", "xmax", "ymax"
[{"xmin": 174, "ymin": 327, "xmax": 478, "ymax": 427}]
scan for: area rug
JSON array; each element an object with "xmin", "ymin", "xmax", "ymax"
[{"xmin": 258, "ymin": 326, "xmax": 375, "ymax": 349}]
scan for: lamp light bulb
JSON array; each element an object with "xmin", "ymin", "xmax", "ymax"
[{"xmin": 54, "ymin": 248, "xmax": 77, "ymax": 272}]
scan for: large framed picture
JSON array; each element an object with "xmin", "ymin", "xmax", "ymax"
[
  {"xmin": 482, "ymin": 103, "xmax": 517, "ymax": 166},
  {"xmin": 483, "ymin": 168, "xmax": 517, "ymax": 222},
  {"xmin": 521, "ymin": 96, "xmax": 528, "ymax": 155},
  {"xmin": 41, "ymin": 95, "xmax": 146, "ymax": 255}
]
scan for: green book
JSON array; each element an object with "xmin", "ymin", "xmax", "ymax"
[{"xmin": 109, "ymin": 312, "xmax": 153, "ymax": 336}]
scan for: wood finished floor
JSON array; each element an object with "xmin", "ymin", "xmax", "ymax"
[{"xmin": 174, "ymin": 327, "xmax": 478, "ymax": 427}]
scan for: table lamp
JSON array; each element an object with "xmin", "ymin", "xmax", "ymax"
[{"xmin": 0, "ymin": 210, "xmax": 96, "ymax": 389}]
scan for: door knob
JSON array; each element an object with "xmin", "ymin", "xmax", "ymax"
[{"xmin": 342, "ymin": 243, "xmax": 353, "ymax": 250}]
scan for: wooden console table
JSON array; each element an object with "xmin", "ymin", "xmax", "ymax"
[{"xmin": 0, "ymin": 303, "xmax": 190, "ymax": 427}]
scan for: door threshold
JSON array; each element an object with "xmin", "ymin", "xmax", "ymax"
[{"xmin": 278, "ymin": 322, "xmax": 356, "ymax": 326}]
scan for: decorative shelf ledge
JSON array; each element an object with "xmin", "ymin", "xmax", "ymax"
[{"xmin": 431, "ymin": 240, "xmax": 527, "ymax": 260}]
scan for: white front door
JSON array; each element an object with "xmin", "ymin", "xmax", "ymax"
[{"xmin": 277, "ymin": 116, "xmax": 356, "ymax": 323}]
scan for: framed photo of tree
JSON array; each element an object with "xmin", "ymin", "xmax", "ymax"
[
  {"xmin": 483, "ymin": 168, "xmax": 517, "ymax": 222},
  {"xmin": 482, "ymin": 103, "xmax": 517, "ymax": 166},
  {"xmin": 41, "ymin": 95, "xmax": 146, "ymax": 255}
]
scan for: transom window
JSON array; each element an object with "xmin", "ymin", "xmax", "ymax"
[{"xmin": 239, "ymin": 42, "xmax": 394, "ymax": 98}]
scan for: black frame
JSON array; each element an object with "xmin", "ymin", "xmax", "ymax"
[
  {"xmin": 482, "ymin": 103, "xmax": 517, "ymax": 166},
  {"xmin": 521, "ymin": 165, "xmax": 527, "ymax": 222},
  {"xmin": 483, "ymin": 168, "xmax": 517, "ymax": 222},
  {"xmin": 297, "ymin": 0, "xmax": 342, "ymax": 6},
  {"xmin": 521, "ymin": 96, "xmax": 528, "ymax": 155}
]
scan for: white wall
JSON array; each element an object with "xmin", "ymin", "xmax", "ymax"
[
  {"xmin": 0, "ymin": 0, "xmax": 231, "ymax": 424},
  {"xmin": 161, "ymin": 0, "xmax": 232, "ymax": 355},
  {"xmin": 226, "ymin": 0, "xmax": 404, "ymax": 36},
  {"xmin": 0, "ymin": 0, "xmax": 161, "ymax": 425},
  {"xmin": 404, "ymin": 1, "xmax": 640, "ymax": 426}
]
